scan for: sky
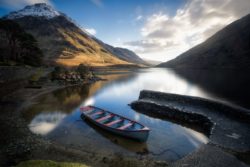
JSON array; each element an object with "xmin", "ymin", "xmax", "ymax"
[{"xmin": 0, "ymin": 0, "xmax": 250, "ymax": 62}]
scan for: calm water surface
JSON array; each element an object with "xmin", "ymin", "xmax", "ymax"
[{"xmin": 24, "ymin": 68, "xmax": 222, "ymax": 161}]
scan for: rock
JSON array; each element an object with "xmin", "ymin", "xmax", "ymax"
[{"xmin": 102, "ymin": 157, "xmax": 108, "ymax": 163}]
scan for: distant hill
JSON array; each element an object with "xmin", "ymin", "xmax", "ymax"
[
  {"xmin": 3, "ymin": 3, "xmax": 145, "ymax": 67},
  {"xmin": 94, "ymin": 39, "xmax": 146, "ymax": 65},
  {"xmin": 158, "ymin": 14, "xmax": 250, "ymax": 68},
  {"xmin": 0, "ymin": 19, "xmax": 42, "ymax": 66},
  {"xmin": 143, "ymin": 59, "xmax": 162, "ymax": 66}
]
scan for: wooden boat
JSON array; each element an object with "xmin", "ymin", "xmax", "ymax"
[{"xmin": 80, "ymin": 106, "xmax": 150, "ymax": 142}]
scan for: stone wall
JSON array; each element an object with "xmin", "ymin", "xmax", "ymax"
[{"xmin": 138, "ymin": 90, "xmax": 250, "ymax": 123}]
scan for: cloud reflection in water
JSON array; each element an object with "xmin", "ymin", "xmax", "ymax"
[{"xmin": 29, "ymin": 112, "xmax": 67, "ymax": 135}]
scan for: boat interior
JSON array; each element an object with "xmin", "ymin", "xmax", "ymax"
[{"xmin": 81, "ymin": 106, "xmax": 145, "ymax": 131}]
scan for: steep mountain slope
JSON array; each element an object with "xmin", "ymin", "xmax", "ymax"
[
  {"xmin": 158, "ymin": 14, "xmax": 250, "ymax": 68},
  {"xmin": 4, "ymin": 3, "xmax": 143, "ymax": 67},
  {"xmin": 94, "ymin": 39, "xmax": 146, "ymax": 65}
]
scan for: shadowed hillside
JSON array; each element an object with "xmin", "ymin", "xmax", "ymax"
[
  {"xmin": 0, "ymin": 19, "xmax": 43, "ymax": 66},
  {"xmin": 158, "ymin": 14, "xmax": 250, "ymax": 69}
]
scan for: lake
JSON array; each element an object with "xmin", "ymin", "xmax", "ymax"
[{"xmin": 24, "ymin": 68, "xmax": 248, "ymax": 161}]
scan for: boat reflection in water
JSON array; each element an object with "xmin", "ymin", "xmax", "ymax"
[
  {"xmin": 84, "ymin": 118, "xmax": 149, "ymax": 154},
  {"xmin": 24, "ymin": 68, "xmax": 211, "ymax": 161}
]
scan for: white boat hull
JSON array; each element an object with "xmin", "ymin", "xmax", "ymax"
[{"xmin": 84, "ymin": 115, "xmax": 149, "ymax": 142}]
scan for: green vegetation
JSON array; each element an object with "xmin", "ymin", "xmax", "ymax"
[
  {"xmin": 51, "ymin": 66, "xmax": 66, "ymax": 80},
  {"xmin": 51, "ymin": 64, "xmax": 94, "ymax": 82},
  {"xmin": 29, "ymin": 68, "xmax": 44, "ymax": 82},
  {"xmin": 76, "ymin": 63, "xmax": 91, "ymax": 79},
  {"xmin": 0, "ymin": 19, "xmax": 43, "ymax": 66},
  {"xmin": 15, "ymin": 160, "xmax": 89, "ymax": 167}
]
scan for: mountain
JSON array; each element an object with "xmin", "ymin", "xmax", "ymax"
[
  {"xmin": 5, "ymin": 3, "xmax": 60, "ymax": 19},
  {"xmin": 4, "ymin": 3, "xmax": 145, "ymax": 67},
  {"xmin": 94, "ymin": 39, "xmax": 146, "ymax": 65},
  {"xmin": 143, "ymin": 59, "xmax": 162, "ymax": 66},
  {"xmin": 110, "ymin": 47, "xmax": 146, "ymax": 64},
  {"xmin": 158, "ymin": 14, "xmax": 250, "ymax": 68}
]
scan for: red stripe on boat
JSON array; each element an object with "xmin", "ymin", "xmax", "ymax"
[
  {"xmin": 80, "ymin": 106, "xmax": 92, "ymax": 111},
  {"xmin": 96, "ymin": 114, "xmax": 113, "ymax": 122},
  {"xmin": 90, "ymin": 111, "xmax": 103, "ymax": 117},
  {"xmin": 105, "ymin": 119, "xmax": 123, "ymax": 126},
  {"xmin": 118, "ymin": 122, "xmax": 133, "ymax": 130}
]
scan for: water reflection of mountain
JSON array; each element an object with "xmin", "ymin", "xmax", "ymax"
[
  {"xmin": 90, "ymin": 73, "xmax": 136, "ymax": 95},
  {"xmin": 173, "ymin": 69, "xmax": 250, "ymax": 109},
  {"xmin": 23, "ymin": 72, "xmax": 136, "ymax": 122}
]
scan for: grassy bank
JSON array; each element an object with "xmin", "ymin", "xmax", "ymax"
[{"xmin": 16, "ymin": 160, "xmax": 89, "ymax": 167}]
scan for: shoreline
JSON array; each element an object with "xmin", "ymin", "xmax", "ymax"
[
  {"xmin": 0, "ymin": 68, "xmax": 164, "ymax": 167},
  {"xmin": 1, "ymin": 67, "xmax": 249, "ymax": 167},
  {"xmin": 0, "ymin": 86, "xmax": 152, "ymax": 167}
]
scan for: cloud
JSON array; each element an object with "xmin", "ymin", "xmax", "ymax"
[
  {"xmin": 124, "ymin": 39, "xmax": 175, "ymax": 54},
  {"xmin": 136, "ymin": 15, "xmax": 143, "ymax": 21},
  {"xmin": 0, "ymin": 0, "xmax": 52, "ymax": 9},
  {"xmin": 90, "ymin": 0, "xmax": 103, "ymax": 7},
  {"xmin": 134, "ymin": 6, "xmax": 144, "ymax": 22},
  {"xmin": 125, "ymin": 0, "xmax": 250, "ymax": 61},
  {"xmin": 85, "ymin": 28, "xmax": 97, "ymax": 36}
]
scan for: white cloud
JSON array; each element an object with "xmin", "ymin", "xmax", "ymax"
[
  {"xmin": 135, "ymin": 6, "xmax": 143, "ymax": 22},
  {"xmin": 116, "ymin": 38, "xmax": 121, "ymax": 42},
  {"xmin": 90, "ymin": 0, "xmax": 103, "ymax": 7},
  {"xmin": 136, "ymin": 15, "xmax": 143, "ymax": 21},
  {"xmin": 125, "ymin": 0, "xmax": 250, "ymax": 61},
  {"xmin": 0, "ymin": 0, "xmax": 52, "ymax": 9},
  {"xmin": 85, "ymin": 28, "xmax": 97, "ymax": 36}
]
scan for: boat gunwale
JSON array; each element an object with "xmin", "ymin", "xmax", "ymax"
[{"xmin": 81, "ymin": 105, "xmax": 150, "ymax": 133}]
